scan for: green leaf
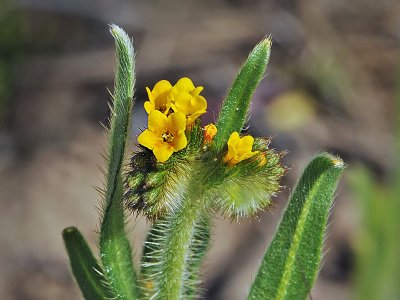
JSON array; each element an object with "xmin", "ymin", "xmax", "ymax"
[
  {"xmin": 62, "ymin": 227, "xmax": 114, "ymax": 300},
  {"xmin": 213, "ymin": 37, "xmax": 272, "ymax": 152},
  {"xmin": 248, "ymin": 153, "xmax": 345, "ymax": 300},
  {"xmin": 99, "ymin": 24, "xmax": 140, "ymax": 299}
]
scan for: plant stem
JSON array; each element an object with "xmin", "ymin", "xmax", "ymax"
[{"xmin": 156, "ymin": 178, "xmax": 207, "ymax": 300}]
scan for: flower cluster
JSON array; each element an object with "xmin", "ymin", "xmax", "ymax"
[
  {"xmin": 138, "ymin": 78, "xmax": 207, "ymax": 162},
  {"xmin": 139, "ymin": 77, "xmax": 260, "ymax": 165},
  {"xmin": 144, "ymin": 77, "xmax": 207, "ymax": 124},
  {"xmin": 127, "ymin": 77, "xmax": 284, "ymax": 221}
]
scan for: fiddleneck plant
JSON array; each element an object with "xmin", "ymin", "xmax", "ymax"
[{"xmin": 63, "ymin": 25, "xmax": 345, "ymax": 300}]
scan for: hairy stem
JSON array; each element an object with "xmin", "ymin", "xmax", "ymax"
[{"xmin": 156, "ymin": 179, "xmax": 207, "ymax": 299}]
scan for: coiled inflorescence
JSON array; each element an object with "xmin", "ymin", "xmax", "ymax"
[{"xmin": 124, "ymin": 77, "xmax": 285, "ymax": 221}]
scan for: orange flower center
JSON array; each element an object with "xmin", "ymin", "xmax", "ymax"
[
  {"xmin": 157, "ymin": 103, "xmax": 168, "ymax": 113},
  {"xmin": 162, "ymin": 131, "xmax": 174, "ymax": 143}
]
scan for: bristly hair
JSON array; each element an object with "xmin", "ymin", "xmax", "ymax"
[
  {"xmin": 124, "ymin": 121, "xmax": 203, "ymax": 220},
  {"xmin": 140, "ymin": 210, "xmax": 211, "ymax": 299}
]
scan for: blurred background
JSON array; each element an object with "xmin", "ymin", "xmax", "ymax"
[{"xmin": 1, "ymin": 0, "xmax": 399, "ymax": 299}]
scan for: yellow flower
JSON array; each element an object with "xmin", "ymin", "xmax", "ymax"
[
  {"xmin": 138, "ymin": 110, "xmax": 187, "ymax": 162},
  {"xmin": 203, "ymin": 123, "xmax": 217, "ymax": 144},
  {"xmin": 169, "ymin": 77, "xmax": 207, "ymax": 125},
  {"xmin": 144, "ymin": 80, "xmax": 173, "ymax": 114},
  {"xmin": 224, "ymin": 132, "xmax": 259, "ymax": 166}
]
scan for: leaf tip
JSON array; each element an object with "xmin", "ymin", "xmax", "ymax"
[
  {"xmin": 62, "ymin": 226, "xmax": 77, "ymax": 236},
  {"xmin": 262, "ymin": 35, "xmax": 273, "ymax": 47},
  {"xmin": 109, "ymin": 23, "xmax": 122, "ymax": 36},
  {"xmin": 321, "ymin": 152, "xmax": 346, "ymax": 169}
]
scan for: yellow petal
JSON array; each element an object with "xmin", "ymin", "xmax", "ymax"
[
  {"xmin": 173, "ymin": 94, "xmax": 207, "ymax": 124},
  {"xmin": 146, "ymin": 87, "xmax": 154, "ymax": 102},
  {"xmin": 187, "ymin": 111, "xmax": 206, "ymax": 126},
  {"xmin": 171, "ymin": 91, "xmax": 192, "ymax": 114},
  {"xmin": 228, "ymin": 132, "xmax": 240, "ymax": 147},
  {"xmin": 238, "ymin": 150, "xmax": 259, "ymax": 162},
  {"xmin": 168, "ymin": 112, "xmax": 187, "ymax": 134},
  {"xmin": 153, "ymin": 144, "xmax": 174, "ymax": 163},
  {"xmin": 168, "ymin": 86, "xmax": 180, "ymax": 104},
  {"xmin": 238, "ymin": 135, "xmax": 254, "ymax": 152},
  {"xmin": 190, "ymin": 95, "xmax": 207, "ymax": 112},
  {"xmin": 153, "ymin": 92, "xmax": 171, "ymax": 113},
  {"xmin": 146, "ymin": 81, "xmax": 172, "ymax": 113},
  {"xmin": 138, "ymin": 129, "xmax": 160, "ymax": 150},
  {"xmin": 172, "ymin": 132, "xmax": 188, "ymax": 151},
  {"xmin": 151, "ymin": 80, "xmax": 172, "ymax": 98},
  {"xmin": 174, "ymin": 77, "xmax": 195, "ymax": 92},
  {"xmin": 190, "ymin": 86, "xmax": 204, "ymax": 97},
  {"xmin": 224, "ymin": 132, "xmax": 258, "ymax": 166},
  {"xmin": 144, "ymin": 101, "xmax": 155, "ymax": 114},
  {"xmin": 148, "ymin": 110, "xmax": 168, "ymax": 133}
]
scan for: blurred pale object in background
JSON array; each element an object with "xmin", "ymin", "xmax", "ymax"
[{"xmin": 265, "ymin": 90, "xmax": 316, "ymax": 132}]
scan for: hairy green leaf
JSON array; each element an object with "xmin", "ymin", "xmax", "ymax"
[
  {"xmin": 249, "ymin": 153, "xmax": 345, "ymax": 300},
  {"xmin": 63, "ymin": 227, "xmax": 114, "ymax": 300},
  {"xmin": 213, "ymin": 37, "xmax": 271, "ymax": 152},
  {"xmin": 99, "ymin": 24, "xmax": 139, "ymax": 300}
]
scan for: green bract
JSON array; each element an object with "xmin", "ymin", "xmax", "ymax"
[{"xmin": 63, "ymin": 25, "xmax": 345, "ymax": 300}]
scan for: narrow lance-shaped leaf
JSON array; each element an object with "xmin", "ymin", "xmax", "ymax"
[
  {"xmin": 248, "ymin": 153, "xmax": 345, "ymax": 300},
  {"xmin": 63, "ymin": 227, "xmax": 114, "ymax": 300},
  {"xmin": 213, "ymin": 37, "xmax": 271, "ymax": 152},
  {"xmin": 99, "ymin": 24, "xmax": 140, "ymax": 299}
]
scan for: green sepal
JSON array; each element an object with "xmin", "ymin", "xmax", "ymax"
[
  {"xmin": 213, "ymin": 37, "xmax": 272, "ymax": 152},
  {"xmin": 62, "ymin": 227, "xmax": 114, "ymax": 300},
  {"xmin": 248, "ymin": 153, "xmax": 345, "ymax": 300}
]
